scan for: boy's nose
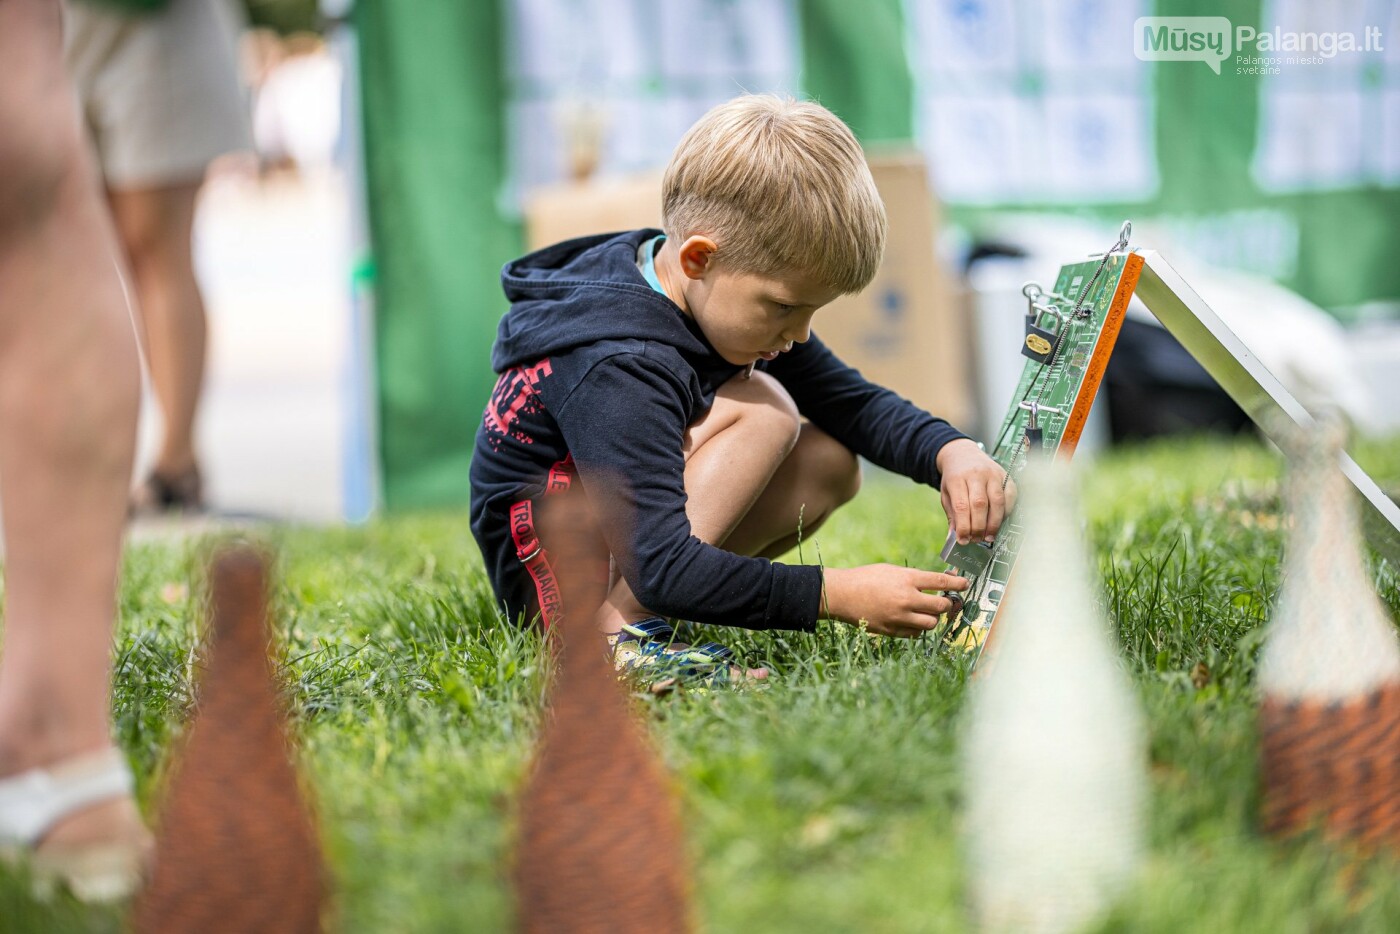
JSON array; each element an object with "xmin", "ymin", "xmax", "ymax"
[{"xmin": 783, "ymin": 317, "xmax": 814, "ymax": 344}]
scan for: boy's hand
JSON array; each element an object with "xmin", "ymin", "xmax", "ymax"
[
  {"xmin": 935, "ymin": 438, "xmax": 1017, "ymax": 545},
  {"xmin": 821, "ymin": 566, "xmax": 969, "ymax": 638}
]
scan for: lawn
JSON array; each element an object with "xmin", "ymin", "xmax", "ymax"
[{"xmin": 4, "ymin": 434, "xmax": 1400, "ymax": 932}]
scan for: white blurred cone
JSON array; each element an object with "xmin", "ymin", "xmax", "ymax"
[
  {"xmin": 963, "ymin": 459, "xmax": 1146, "ymax": 934},
  {"xmin": 1257, "ymin": 416, "xmax": 1400, "ymax": 701},
  {"xmin": 1257, "ymin": 416, "xmax": 1400, "ymax": 846}
]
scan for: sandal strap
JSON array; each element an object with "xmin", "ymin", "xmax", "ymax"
[
  {"xmin": 617, "ymin": 617, "xmax": 676, "ymax": 643},
  {"xmin": 0, "ymin": 748, "xmax": 133, "ymax": 846},
  {"xmin": 691, "ymin": 642, "xmax": 733, "ymax": 661}
]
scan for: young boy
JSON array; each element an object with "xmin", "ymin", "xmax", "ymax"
[{"xmin": 470, "ymin": 95, "xmax": 1012, "ymax": 679}]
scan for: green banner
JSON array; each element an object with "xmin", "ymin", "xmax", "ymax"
[
  {"xmin": 357, "ymin": 0, "xmax": 520, "ymax": 509},
  {"xmin": 799, "ymin": 0, "xmax": 913, "ymax": 143}
]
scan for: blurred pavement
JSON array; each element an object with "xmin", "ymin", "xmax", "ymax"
[{"xmin": 135, "ymin": 169, "xmax": 353, "ymax": 526}]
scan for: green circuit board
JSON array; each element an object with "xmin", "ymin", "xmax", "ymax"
[{"xmin": 943, "ymin": 234, "xmax": 1145, "ymax": 652}]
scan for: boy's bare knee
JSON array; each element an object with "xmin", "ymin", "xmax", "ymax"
[
  {"xmin": 802, "ymin": 424, "xmax": 861, "ymax": 505},
  {"xmin": 836, "ymin": 447, "xmax": 862, "ymax": 504},
  {"xmin": 719, "ymin": 370, "xmax": 801, "ymax": 447},
  {"xmin": 795, "ymin": 425, "xmax": 856, "ymax": 506}
]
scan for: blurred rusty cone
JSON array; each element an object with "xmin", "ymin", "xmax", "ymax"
[
  {"xmin": 132, "ymin": 546, "xmax": 324, "ymax": 933},
  {"xmin": 514, "ymin": 489, "xmax": 691, "ymax": 934},
  {"xmin": 1258, "ymin": 416, "xmax": 1400, "ymax": 850}
]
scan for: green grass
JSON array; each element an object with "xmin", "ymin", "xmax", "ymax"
[{"xmin": 4, "ymin": 434, "xmax": 1400, "ymax": 932}]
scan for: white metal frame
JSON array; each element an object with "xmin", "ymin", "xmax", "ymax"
[{"xmin": 1134, "ymin": 250, "xmax": 1400, "ymax": 565}]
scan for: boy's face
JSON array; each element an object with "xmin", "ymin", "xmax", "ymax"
[{"xmin": 666, "ymin": 236, "xmax": 841, "ymax": 367}]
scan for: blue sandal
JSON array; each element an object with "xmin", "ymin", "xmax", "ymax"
[{"xmin": 607, "ymin": 618, "xmax": 734, "ymax": 686}]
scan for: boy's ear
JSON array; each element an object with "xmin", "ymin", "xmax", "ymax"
[{"xmin": 677, "ymin": 235, "xmax": 718, "ymax": 280}]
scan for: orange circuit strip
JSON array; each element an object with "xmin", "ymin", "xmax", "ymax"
[{"xmin": 1058, "ymin": 251, "xmax": 1145, "ymax": 459}]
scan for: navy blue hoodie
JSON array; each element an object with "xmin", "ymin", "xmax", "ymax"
[{"xmin": 469, "ymin": 229, "xmax": 968, "ymax": 630}]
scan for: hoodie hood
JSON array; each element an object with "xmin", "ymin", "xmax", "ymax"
[{"xmin": 493, "ymin": 229, "xmax": 713, "ymax": 371}]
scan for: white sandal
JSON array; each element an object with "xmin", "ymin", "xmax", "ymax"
[{"xmin": 0, "ymin": 747, "xmax": 149, "ymax": 902}]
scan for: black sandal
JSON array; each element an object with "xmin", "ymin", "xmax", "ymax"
[{"xmin": 129, "ymin": 466, "xmax": 204, "ymax": 516}]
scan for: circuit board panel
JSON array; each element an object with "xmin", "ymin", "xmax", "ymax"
[{"xmin": 944, "ymin": 248, "xmax": 1145, "ymax": 650}]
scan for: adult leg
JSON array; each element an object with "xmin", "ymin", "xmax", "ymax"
[
  {"xmin": 109, "ymin": 181, "xmax": 207, "ymax": 500},
  {"xmin": 0, "ymin": 0, "xmax": 146, "ymax": 851}
]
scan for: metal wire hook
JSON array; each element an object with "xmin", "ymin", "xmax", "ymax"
[{"xmin": 1113, "ymin": 220, "xmax": 1132, "ymax": 253}]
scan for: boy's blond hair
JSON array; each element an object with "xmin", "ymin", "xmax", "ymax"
[{"xmin": 661, "ymin": 95, "xmax": 886, "ymax": 296}]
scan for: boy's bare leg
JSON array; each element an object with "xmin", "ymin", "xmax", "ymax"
[
  {"xmin": 597, "ymin": 371, "xmax": 860, "ymax": 641},
  {"xmin": 0, "ymin": 0, "xmax": 146, "ymax": 849},
  {"xmin": 718, "ymin": 421, "xmax": 861, "ymax": 558},
  {"xmin": 109, "ymin": 182, "xmax": 207, "ymax": 484}
]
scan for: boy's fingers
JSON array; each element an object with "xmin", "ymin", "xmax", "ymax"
[
  {"xmin": 900, "ymin": 591, "xmax": 959, "ymax": 621},
  {"xmin": 985, "ymin": 478, "xmax": 1008, "ymax": 539},
  {"xmin": 893, "ymin": 613, "xmax": 942, "ymax": 637},
  {"xmin": 948, "ymin": 482, "xmax": 972, "ymax": 544},
  {"xmin": 968, "ymin": 487, "xmax": 990, "ymax": 541},
  {"xmin": 985, "ymin": 478, "xmax": 1008, "ymax": 537},
  {"xmin": 912, "ymin": 570, "xmax": 967, "ymax": 592},
  {"xmin": 918, "ymin": 592, "xmax": 961, "ymax": 617}
]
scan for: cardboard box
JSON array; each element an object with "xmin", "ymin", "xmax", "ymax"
[
  {"xmin": 522, "ymin": 153, "xmax": 975, "ymax": 429},
  {"xmin": 813, "ymin": 152, "xmax": 975, "ymax": 430},
  {"xmin": 524, "ymin": 171, "xmax": 664, "ymax": 251}
]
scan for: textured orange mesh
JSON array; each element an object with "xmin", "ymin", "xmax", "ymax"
[
  {"xmin": 513, "ymin": 490, "xmax": 691, "ymax": 933},
  {"xmin": 1260, "ymin": 684, "xmax": 1400, "ymax": 849},
  {"xmin": 132, "ymin": 547, "xmax": 325, "ymax": 932}
]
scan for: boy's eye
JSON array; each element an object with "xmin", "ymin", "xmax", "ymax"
[{"xmin": 771, "ymin": 302, "xmax": 795, "ymax": 314}]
